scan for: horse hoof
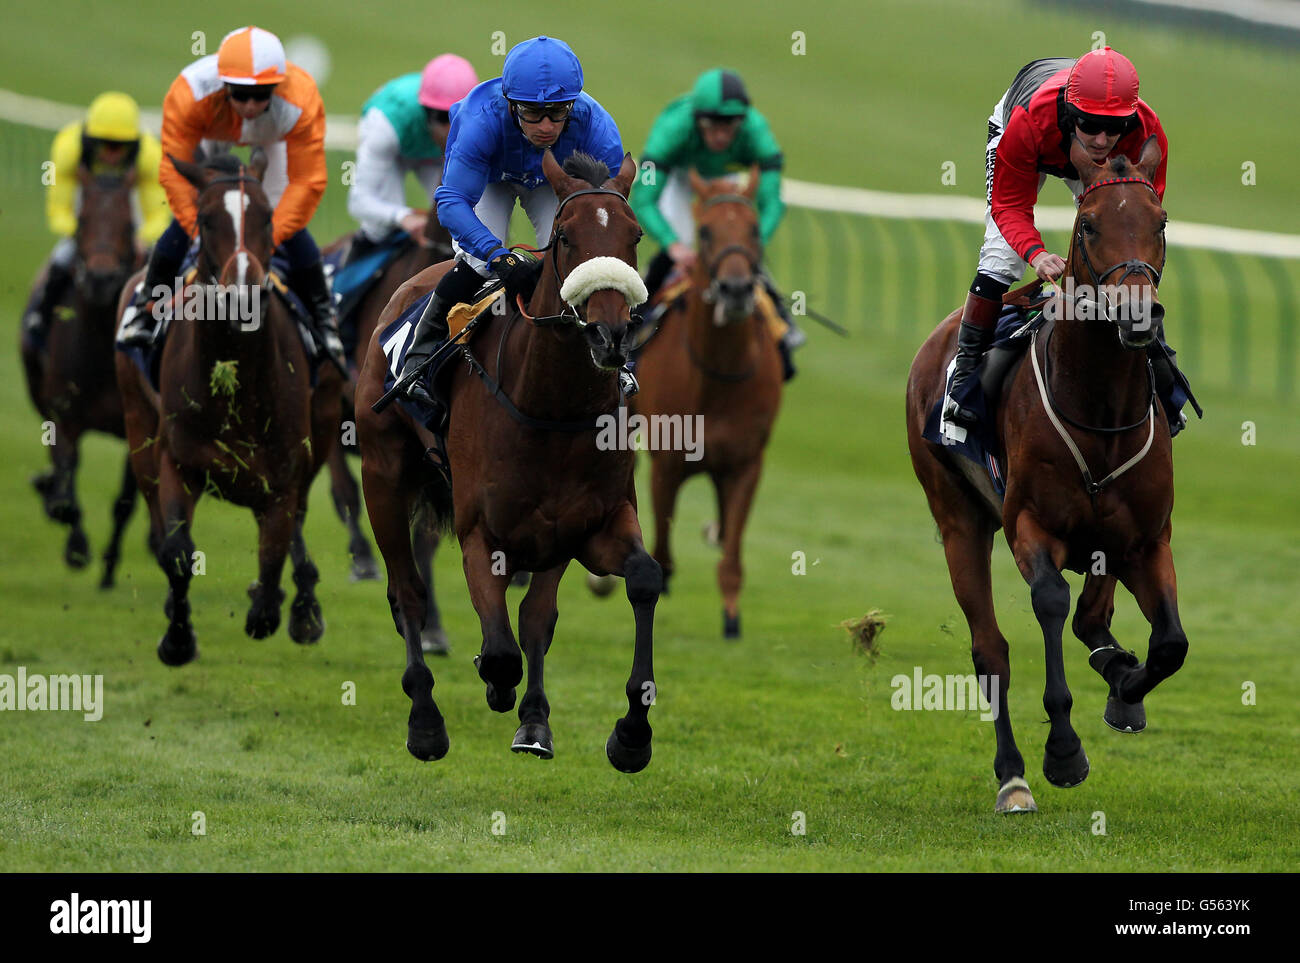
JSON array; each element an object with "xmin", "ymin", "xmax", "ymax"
[
  {"xmin": 994, "ymin": 776, "xmax": 1037, "ymax": 814},
  {"xmin": 245, "ymin": 583, "xmax": 284, "ymax": 639},
  {"xmin": 587, "ymin": 572, "xmax": 618, "ymax": 597},
  {"xmin": 348, "ymin": 556, "xmax": 381, "ymax": 582},
  {"xmin": 1104, "ymin": 694, "xmax": 1147, "ymax": 733},
  {"xmin": 288, "ymin": 596, "xmax": 325, "ymax": 645},
  {"xmin": 484, "ymin": 683, "xmax": 516, "ymax": 713},
  {"xmin": 64, "ymin": 531, "xmax": 91, "ymax": 569},
  {"xmin": 421, "ymin": 627, "xmax": 450, "ymax": 656},
  {"xmin": 1043, "ymin": 744, "xmax": 1090, "ymax": 788},
  {"xmin": 509, "ymin": 570, "xmax": 531, "ymax": 588},
  {"xmin": 606, "ymin": 725, "xmax": 652, "ymax": 773},
  {"xmin": 407, "ymin": 723, "xmax": 449, "ymax": 761},
  {"xmin": 98, "ymin": 568, "xmax": 116, "ymax": 591},
  {"xmin": 723, "ymin": 611, "xmax": 741, "ymax": 639},
  {"xmin": 157, "ymin": 626, "xmax": 198, "ymax": 667},
  {"xmin": 511, "ymin": 723, "xmax": 554, "ymax": 759}
]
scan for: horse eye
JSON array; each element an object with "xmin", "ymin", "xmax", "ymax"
[
  {"xmin": 699, "ymin": 226, "xmax": 713, "ymax": 244},
  {"xmin": 1081, "ymin": 220, "xmax": 1096, "ymax": 237},
  {"xmin": 557, "ymin": 230, "xmax": 570, "ymax": 247}
]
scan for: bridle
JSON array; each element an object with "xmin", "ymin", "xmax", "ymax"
[
  {"xmin": 514, "ymin": 186, "xmax": 640, "ymax": 328},
  {"xmin": 696, "ymin": 193, "xmax": 762, "ymax": 302},
  {"xmin": 1071, "ymin": 175, "xmax": 1166, "ymax": 306},
  {"xmin": 193, "ymin": 170, "xmax": 270, "ymax": 291}
]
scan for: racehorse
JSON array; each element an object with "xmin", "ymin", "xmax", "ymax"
[
  {"xmin": 630, "ymin": 168, "xmax": 782, "ymax": 637},
  {"xmin": 906, "ymin": 135, "xmax": 1187, "ymax": 813},
  {"xmin": 115, "ymin": 150, "xmax": 343, "ymax": 665},
  {"xmin": 22, "ymin": 166, "xmax": 141, "ymax": 586},
  {"xmin": 321, "ymin": 211, "xmax": 452, "ymax": 592},
  {"xmin": 357, "ymin": 150, "xmax": 662, "ymax": 769}
]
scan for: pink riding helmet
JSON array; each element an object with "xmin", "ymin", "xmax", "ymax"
[{"xmin": 419, "ymin": 54, "xmax": 479, "ymax": 111}]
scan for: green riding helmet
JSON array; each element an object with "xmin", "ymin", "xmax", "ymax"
[{"xmin": 690, "ymin": 68, "xmax": 750, "ymax": 118}]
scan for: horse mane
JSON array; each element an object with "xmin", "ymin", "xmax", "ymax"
[
  {"xmin": 202, "ymin": 152, "xmax": 244, "ymax": 175},
  {"xmin": 563, "ymin": 152, "xmax": 610, "ymax": 188},
  {"xmin": 1107, "ymin": 154, "xmax": 1133, "ymax": 177}
]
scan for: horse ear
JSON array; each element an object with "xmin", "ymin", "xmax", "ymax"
[
  {"xmin": 604, "ymin": 152, "xmax": 636, "ymax": 198},
  {"xmin": 542, "ymin": 148, "xmax": 582, "ymax": 197},
  {"xmin": 248, "ymin": 146, "xmax": 269, "ymax": 181},
  {"xmin": 1135, "ymin": 134, "xmax": 1162, "ymax": 184},
  {"xmin": 76, "ymin": 163, "xmax": 92, "ymax": 188},
  {"xmin": 124, "ymin": 163, "xmax": 138, "ymax": 188},
  {"xmin": 743, "ymin": 163, "xmax": 760, "ymax": 200},
  {"xmin": 1068, "ymin": 136, "xmax": 1105, "ymax": 188},
  {"xmin": 168, "ymin": 153, "xmax": 208, "ymax": 191},
  {"xmin": 688, "ymin": 167, "xmax": 708, "ymax": 198}
]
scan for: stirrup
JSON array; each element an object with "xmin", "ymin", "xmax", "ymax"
[{"xmin": 618, "ymin": 366, "xmax": 639, "ymax": 397}]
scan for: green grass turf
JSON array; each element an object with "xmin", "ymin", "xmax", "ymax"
[{"xmin": 0, "ymin": 0, "xmax": 1297, "ymax": 871}]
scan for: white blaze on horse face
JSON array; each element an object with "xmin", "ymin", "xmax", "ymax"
[
  {"xmin": 223, "ymin": 189, "xmax": 251, "ymax": 284},
  {"xmin": 596, "ymin": 207, "xmax": 608, "ymax": 228}
]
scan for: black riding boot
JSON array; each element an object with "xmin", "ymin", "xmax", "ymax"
[
  {"xmin": 398, "ymin": 260, "xmax": 485, "ymax": 407},
  {"xmin": 119, "ymin": 244, "xmax": 184, "ymax": 347},
  {"xmin": 291, "ymin": 262, "xmax": 347, "ymax": 373},
  {"xmin": 642, "ymin": 249, "xmax": 674, "ymax": 304},
  {"xmin": 761, "ymin": 275, "xmax": 803, "ymax": 382},
  {"xmin": 1149, "ymin": 338, "xmax": 1190, "ymax": 436},
  {"xmin": 942, "ymin": 291, "xmax": 1002, "ymax": 427},
  {"xmin": 25, "ymin": 259, "xmax": 75, "ymax": 344}
]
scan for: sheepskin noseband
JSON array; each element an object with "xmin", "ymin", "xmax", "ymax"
[{"xmin": 559, "ymin": 256, "xmax": 648, "ymax": 310}]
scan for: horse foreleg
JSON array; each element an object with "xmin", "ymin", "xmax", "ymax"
[
  {"xmin": 1074, "ymin": 572, "xmax": 1145, "ymax": 733},
  {"xmin": 246, "ymin": 500, "xmax": 294, "ymax": 640},
  {"xmin": 155, "ymin": 451, "xmax": 199, "ymax": 666},
  {"xmin": 649, "ymin": 452, "xmax": 684, "ymax": 595},
  {"xmin": 287, "ymin": 510, "xmax": 325, "ymax": 644},
  {"xmin": 328, "ymin": 440, "xmax": 378, "ymax": 582},
  {"xmin": 712, "ymin": 457, "xmax": 763, "ymax": 639},
  {"xmin": 581, "ymin": 502, "xmax": 662, "ymax": 774},
  {"xmin": 48, "ymin": 423, "xmax": 90, "ymax": 570},
  {"xmin": 461, "ymin": 528, "xmax": 522, "ymax": 713},
  {"xmin": 1114, "ymin": 537, "xmax": 1188, "ymax": 707},
  {"xmin": 1011, "ymin": 518, "xmax": 1089, "ymax": 790},
  {"xmin": 414, "ymin": 521, "xmax": 448, "ymax": 654},
  {"xmin": 99, "ymin": 453, "xmax": 138, "ymax": 590},
  {"xmin": 512, "ymin": 562, "xmax": 567, "ymax": 759}
]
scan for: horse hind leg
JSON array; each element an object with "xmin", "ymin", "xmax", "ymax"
[
  {"xmin": 1073, "ymin": 572, "xmax": 1145, "ymax": 733},
  {"xmin": 363, "ymin": 455, "xmax": 446, "ymax": 761},
  {"xmin": 328, "ymin": 441, "xmax": 379, "ymax": 582},
  {"xmin": 47, "ymin": 424, "xmax": 90, "ymax": 569},
  {"xmin": 1012, "ymin": 524, "xmax": 1089, "ymax": 790},
  {"xmin": 511, "ymin": 563, "xmax": 567, "ymax": 759},
  {"xmin": 99, "ymin": 453, "xmax": 139, "ymax": 589},
  {"xmin": 287, "ymin": 512, "xmax": 325, "ymax": 644},
  {"xmin": 414, "ymin": 521, "xmax": 449, "ymax": 655}
]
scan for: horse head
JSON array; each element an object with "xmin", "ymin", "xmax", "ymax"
[
  {"xmin": 74, "ymin": 165, "xmax": 137, "ymax": 309},
  {"xmin": 538, "ymin": 149, "xmax": 644, "ymax": 371},
  {"xmin": 689, "ymin": 165, "xmax": 762, "ymax": 325},
  {"xmin": 168, "ymin": 148, "xmax": 273, "ymax": 331},
  {"xmin": 1065, "ymin": 135, "xmax": 1166, "ymax": 350}
]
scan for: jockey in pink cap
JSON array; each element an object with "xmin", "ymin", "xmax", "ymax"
[{"xmin": 347, "ymin": 54, "xmax": 479, "ymax": 247}]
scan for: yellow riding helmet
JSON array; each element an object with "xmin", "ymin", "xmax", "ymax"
[{"xmin": 85, "ymin": 91, "xmax": 141, "ymax": 142}]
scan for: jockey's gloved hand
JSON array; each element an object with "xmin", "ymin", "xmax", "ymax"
[{"xmin": 492, "ymin": 251, "xmax": 544, "ymax": 303}]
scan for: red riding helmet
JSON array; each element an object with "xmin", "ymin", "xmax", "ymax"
[{"xmin": 1066, "ymin": 47, "xmax": 1140, "ymax": 117}]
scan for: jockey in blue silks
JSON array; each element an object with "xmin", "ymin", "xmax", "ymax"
[{"xmin": 398, "ymin": 35, "xmax": 625, "ymax": 404}]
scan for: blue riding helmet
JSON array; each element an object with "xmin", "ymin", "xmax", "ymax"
[{"xmin": 501, "ymin": 36, "xmax": 583, "ymax": 104}]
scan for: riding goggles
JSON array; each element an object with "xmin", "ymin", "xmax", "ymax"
[
  {"xmin": 512, "ymin": 101, "xmax": 574, "ymax": 123},
  {"xmin": 226, "ymin": 84, "xmax": 277, "ymax": 103}
]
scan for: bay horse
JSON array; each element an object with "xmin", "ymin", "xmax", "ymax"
[
  {"xmin": 22, "ymin": 166, "xmax": 142, "ymax": 586},
  {"xmin": 906, "ymin": 135, "xmax": 1186, "ymax": 813},
  {"xmin": 321, "ymin": 213, "xmax": 452, "ymax": 592},
  {"xmin": 357, "ymin": 150, "xmax": 662, "ymax": 769},
  {"xmin": 115, "ymin": 150, "xmax": 343, "ymax": 665},
  {"xmin": 631, "ymin": 168, "xmax": 782, "ymax": 637}
]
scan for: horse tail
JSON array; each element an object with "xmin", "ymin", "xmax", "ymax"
[{"xmin": 411, "ymin": 462, "xmax": 455, "ymax": 536}]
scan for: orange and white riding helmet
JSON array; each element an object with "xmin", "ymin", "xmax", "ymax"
[{"xmin": 217, "ymin": 26, "xmax": 288, "ymax": 86}]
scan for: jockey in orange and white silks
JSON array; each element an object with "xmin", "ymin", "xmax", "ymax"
[{"xmin": 120, "ymin": 25, "xmax": 343, "ymax": 368}]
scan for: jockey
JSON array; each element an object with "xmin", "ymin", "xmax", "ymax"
[
  {"xmin": 631, "ymin": 68, "xmax": 802, "ymax": 380},
  {"xmin": 397, "ymin": 35, "xmax": 625, "ymax": 406},
  {"xmin": 942, "ymin": 47, "xmax": 1192, "ymax": 436},
  {"xmin": 346, "ymin": 53, "xmax": 478, "ymax": 254},
  {"xmin": 119, "ymin": 25, "xmax": 343, "ymax": 368},
  {"xmin": 24, "ymin": 92, "xmax": 169, "ymax": 342}
]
